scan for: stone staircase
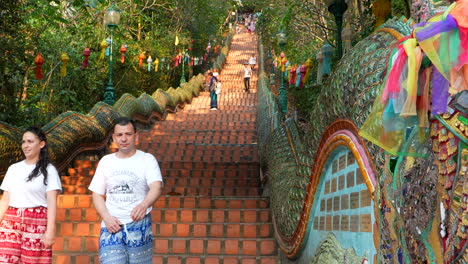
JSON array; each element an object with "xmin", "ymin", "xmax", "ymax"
[{"xmin": 53, "ymin": 29, "xmax": 279, "ymax": 263}]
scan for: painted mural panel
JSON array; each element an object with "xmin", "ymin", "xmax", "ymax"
[{"xmin": 301, "ymin": 146, "xmax": 376, "ymax": 263}]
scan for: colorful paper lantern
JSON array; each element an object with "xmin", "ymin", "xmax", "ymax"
[
  {"xmin": 60, "ymin": 52, "xmax": 69, "ymax": 77},
  {"xmin": 147, "ymin": 56, "xmax": 153, "ymax": 72},
  {"xmin": 81, "ymin": 47, "xmax": 91, "ymax": 69},
  {"xmin": 34, "ymin": 53, "xmax": 45, "ymax": 80},
  {"xmin": 139, "ymin": 52, "xmax": 146, "ymax": 68},
  {"xmin": 100, "ymin": 39, "xmax": 108, "ymax": 60},
  {"xmin": 120, "ymin": 44, "xmax": 127, "ymax": 63}
]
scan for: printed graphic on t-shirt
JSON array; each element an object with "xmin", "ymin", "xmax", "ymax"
[{"xmin": 107, "ymin": 170, "xmax": 143, "ymax": 203}]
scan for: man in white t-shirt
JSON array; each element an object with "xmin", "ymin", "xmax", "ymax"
[
  {"xmin": 89, "ymin": 117, "xmax": 163, "ymax": 264},
  {"xmin": 242, "ymin": 63, "xmax": 253, "ymax": 92}
]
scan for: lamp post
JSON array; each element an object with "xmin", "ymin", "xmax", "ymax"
[
  {"xmin": 103, "ymin": 5, "xmax": 120, "ymax": 105},
  {"xmin": 277, "ymin": 30, "xmax": 287, "ymax": 114},
  {"xmin": 324, "ymin": 0, "xmax": 347, "ymax": 59}
]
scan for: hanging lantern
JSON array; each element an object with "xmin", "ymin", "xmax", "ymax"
[
  {"xmin": 100, "ymin": 39, "xmax": 108, "ymax": 60},
  {"xmin": 280, "ymin": 52, "xmax": 288, "ymax": 72},
  {"xmin": 321, "ymin": 43, "xmax": 334, "ymax": 75},
  {"xmin": 147, "ymin": 56, "xmax": 153, "ymax": 72},
  {"xmin": 303, "ymin": 58, "xmax": 313, "ymax": 83},
  {"xmin": 154, "ymin": 58, "xmax": 159, "ymax": 72},
  {"xmin": 81, "ymin": 47, "xmax": 91, "ymax": 69},
  {"xmin": 120, "ymin": 44, "xmax": 127, "ymax": 63},
  {"xmin": 175, "ymin": 35, "xmax": 179, "ymax": 46},
  {"xmin": 161, "ymin": 58, "xmax": 166, "ymax": 71},
  {"xmin": 174, "ymin": 54, "xmax": 181, "ymax": 67},
  {"xmin": 105, "ymin": 37, "xmax": 111, "ymax": 56},
  {"xmin": 34, "ymin": 53, "xmax": 45, "ymax": 80},
  {"xmin": 139, "ymin": 52, "xmax": 146, "ymax": 68},
  {"xmin": 60, "ymin": 52, "xmax": 69, "ymax": 77}
]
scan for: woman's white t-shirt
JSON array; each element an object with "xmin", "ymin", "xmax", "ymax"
[{"xmin": 1, "ymin": 161, "xmax": 62, "ymax": 208}]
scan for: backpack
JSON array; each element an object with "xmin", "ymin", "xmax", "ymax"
[
  {"xmin": 209, "ymin": 77, "xmax": 218, "ymax": 92},
  {"xmin": 215, "ymin": 82, "xmax": 222, "ymax": 94}
]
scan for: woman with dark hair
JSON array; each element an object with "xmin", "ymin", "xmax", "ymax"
[
  {"xmin": 209, "ymin": 72, "xmax": 219, "ymax": 110},
  {"xmin": 0, "ymin": 126, "xmax": 62, "ymax": 264}
]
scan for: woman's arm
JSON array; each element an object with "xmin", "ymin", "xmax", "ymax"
[
  {"xmin": 0, "ymin": 191, "xmax": 10, "ymax": 223},
  {"xmin": 43, "ymin": 190, "xmax": 59, "ymax": 248}
]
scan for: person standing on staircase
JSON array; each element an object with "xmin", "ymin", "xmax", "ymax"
[
  {"xmin": 89, "ymin": 117, "xmax": 164, "ymax": 264},
  {"xmin": 209, "ymin": 71, "xmax": 219, "ymax": 110},
  {"xmin": 0, "ymin": 126, "xmax": 62, "ymax": 264},
  {"xmin": 242, "ymin": 63, "xmax": 253, "ymax": 92}
]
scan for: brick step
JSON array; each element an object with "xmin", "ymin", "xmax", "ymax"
[
  {"xmin": 56, "ymin": 195, "xmax": 269, "ymax": 209},
  {"xmin": 148, "ymin": 133, "xmax": 257, "ymax": 139},
  {"xmin": 155, "ymin": 155, "xmax": 259, "ymax": 163},
  {"xmin": 143, "ymin": 142, "xmax": 258, "ymax": 149},
  {"xmin": 63, "ymin": 183, "xmax": 262, "ymax": 196},
  {"xmin": 162, "ymin": 186, "xmax": 261, "ymax": 196},
  {"xmin": 182, "ymin": 106, "xmax": 257, "ymax": 112},
  {"xmin": 158, "ymin": 161, "xmax": 260, "ymax": 170},
  {"xmin": 150, "ymin": 143, "xmax": 258, "ymax": 149},
  {"xmin": 62, "ymin": 185, "xmax": 90, "ymax": 195},
  {"xmin": 56, "ymin": 222, "xmax": 273, "ymax": 239},
  {"xmin": 163, "ymin": 177, "xmax": 260, "ymax": 187},
  {"xmin": 56, "ymin": 197, "xmax": 270, "ymax": 221},
  {"xmin": 152, "ymin": 123, "xmax": 256, "ymax": 130},
  {"xmin": 152, "ymin": 255, "xmax": 277, "ymax": 264},
  {"xmin": 147, "ymin": 131, "xmax": 257, "ymax": 137},
  {"xmin": 147, "ymin": 138, "xmax": 256, "ymax": 145},
  {"xmin": 152, "ymin": 208, "xmax": 270, "ymax": 223},
  {"xmin": 162, "ymin": 169, "xmax": 259, "ymax": 179},
  {"xmin": 154, "ymin": 222, "xmax": 272, "ymax": 238},
  {"xmin": 53, "ymin": 254, "xmax": 278, "ymax": 264},
  {"xmin": 150, "ymin": 127, "xmax": 256, "ymax": 132},
  {"xmin": 146, "ymin": 138, "xmax": 256, "ymax": 144},
  {"xmin": 153, "ymin": 238, "xmax": 277, "ymax": 256},
  {"xmin": 58, "ymin": 237, "xmax": 278, "ymax": 258},
  {"xmin": 161, "ymin": 167, "xmax": 259, "ymax": 177},
  {"xmin": 62, "ymin": 177, "xmax": 260, "ymax": 189},
  {"xmin": 60, "ymin": 188, "xmax": 263, "ymax": 197}
]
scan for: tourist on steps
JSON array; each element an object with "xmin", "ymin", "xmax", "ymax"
[
  {"xmin": 242, "ymin": 63, "xmax": 252, "ymax": 92},
  {"xmin": 89, "ymin": 117, "xmax": 163, "ymax": 264},
  {"xmin": 0, "ymin": 126, "xmax": 62, "ymax": 264},
  {"xmin": 209, "ymin": 71, "xmax": 219, "ymax": 110}
]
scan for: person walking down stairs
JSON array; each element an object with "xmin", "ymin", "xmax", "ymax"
[
  {"xmin": 242, "ymin": 63, "xmax": 252, "ymax": 92},
  {"xmin": 209, "ymin": 72, "xmax": 219, "ymax": 110}
]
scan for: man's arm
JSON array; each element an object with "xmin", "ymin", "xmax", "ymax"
[
  {"xmin": 131, "ymin": 181, "xmax": 163, "ymax": 222},
  {"xmin": 92, "ymin": 192, "xmax": 122, "ymax": 233}
]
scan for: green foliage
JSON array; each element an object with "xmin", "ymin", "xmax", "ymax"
[
  {"xmin": 0, "ymin": 0, "xmax": 230, "ymax": 128},
  {"xmin": 391, "ymin": 0, "xmax": 410, "ymax": 18}
]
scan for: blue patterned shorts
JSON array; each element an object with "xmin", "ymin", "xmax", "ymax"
[{"xmin": 99, "ymin": 214, "xmax": 153, "ymax": 264}]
